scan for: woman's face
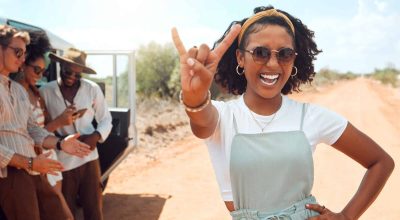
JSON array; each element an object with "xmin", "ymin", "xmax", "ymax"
[
  {"xmin": 23, "ymin": 57, "xmax": 45, "ymax": 86},
  {"xmin": 2, "ymin": 37, "xmax": 26, "ymax": 74},
  {"xmin": 237, "ymin": 24, "xmax": 295, "ymax": 101}
]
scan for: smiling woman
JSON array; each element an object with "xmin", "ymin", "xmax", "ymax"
[
  {"xmin": 0, "ymin": 25, "xmax": 30, "ymax": 75},
  {"xmin": 172, "ymin": 5, "xmax": 394, "ymax": 220}
]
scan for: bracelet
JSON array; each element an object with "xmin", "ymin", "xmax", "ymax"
[
  {"xmin": 28, "ymin": 157, "xmax": 33, "ymax": 171},
  {"xmin": 179, "ymin": 90, "xmax": 211, "ymax": 113},
  {"xmin": 56, "ymin": 138, "xmax": 63, "ymax": 150}
]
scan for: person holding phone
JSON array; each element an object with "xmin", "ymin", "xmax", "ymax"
[
  {"xmin": 0, "ymin": 25, "xmax": 91, "ymax": 220},
  {"xmin": 39, "ymin": 48, "xmax": 112, "ymax": 220}
]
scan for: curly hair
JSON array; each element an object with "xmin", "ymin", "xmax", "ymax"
[
  {"xmin": 24, "ymin": 30, "xmax": 51, "ymax": 65},
  {"xmin": 213, "ymin": 6, "xmax": 321, "ymax": 95}
]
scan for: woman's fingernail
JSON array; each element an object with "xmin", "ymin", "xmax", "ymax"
[
  {"xmin": 187, "ymin": 58, "xmax": 195, "ymax": 66},
  {"xmin": 306, "ymin": 204, "xmax": 310, "ymax": 208}
]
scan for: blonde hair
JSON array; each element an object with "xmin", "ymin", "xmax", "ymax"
[{"xmin": 0, "ymin": 25, "xmax": 30, "ymax": 47}]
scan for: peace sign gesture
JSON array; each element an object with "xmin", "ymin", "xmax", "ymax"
[{"xmin": 171, "ymin": 25, "xmax": 241, "ymax": 108}]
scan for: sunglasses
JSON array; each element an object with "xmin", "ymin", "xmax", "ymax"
[
  {"xmin": 27, "ymin": 64, "xmax": 46, "ymax": 75},
  {"xmin": 8, "ymin": 46, "xmax": 26, "ymax": 59},
  {"xmin": 61, "ymin": 68, "xmax": 82, "ymax": 79},
  {"xmin": 241, "ymin": 47, "xmax": 297, "ymax": 65}
]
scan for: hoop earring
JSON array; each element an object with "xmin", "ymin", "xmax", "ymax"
[
  {"xmin": 291, "ymin": 66, "xmax": 298, "ymax": 78},
  {"xmin": 236, "ymin": 65, "xmax": 244, "ymax": 76}
]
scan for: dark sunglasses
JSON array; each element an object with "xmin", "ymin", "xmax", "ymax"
[
  {"xmin": 61, "ymin": 68, "xmax": 82, "ymax": 78},
  {"xmin": 8, "ymin": 46, "xmax": 26, "ymax": 59},
  {"xmin": 241, "ymin": 47, "xmax": 297, "ymax": 65},
  {"xmin": 27, "ymin": 64, "xmax": 46, "ymax": 75}
]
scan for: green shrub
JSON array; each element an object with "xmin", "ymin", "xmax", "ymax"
[
  {"xmin": 136, "ymin": 42, "xmax": 179, "ymax": 97},
  {"xmin": 370, "ymin": 67, "xmax": 399, "ymax": 87}
]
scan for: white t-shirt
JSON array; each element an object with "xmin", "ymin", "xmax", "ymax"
[{"xmin": 205, "ymin": 95, "xmax": 348, "ymax": 201}]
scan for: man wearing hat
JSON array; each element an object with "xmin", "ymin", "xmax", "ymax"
[{"xmin": 40, "ymin": 48, "xmax": 112, "ymax": 220}]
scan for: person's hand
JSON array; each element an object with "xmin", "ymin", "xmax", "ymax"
[
  {"xmin": 32, "ymin": 151, "xmax": 64, "ymax": 175},
  {"xmin": 171, "ymin": 25, "xmax": 241, "ymax": 107},
  {"xmin": 79, "ymin": 132, "xmax": 101, "ymax": 151},
  {"xmin": 306, "ymin": 204, "xmax": 351, "ymax": 220},
  {"xmin": 61, "ymin": 133, "xmax": 92, "ymax": 157},
  {"xmin": 54, "ymin": 105, "xmax": 76, "ymax": 126}
]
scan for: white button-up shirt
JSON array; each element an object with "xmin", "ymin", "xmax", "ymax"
[{"xmin": 39, "ymin": 78, "xmax": 112, "ymax": 171}]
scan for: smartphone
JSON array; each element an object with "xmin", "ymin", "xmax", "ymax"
[{"xmin": 72, "ymin": 108, "xmax": 87, "ymax": 118}]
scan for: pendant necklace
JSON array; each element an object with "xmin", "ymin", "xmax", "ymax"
[{"xmin": 248, "ymin": 100, "xmax": 282, "ymax": 132}]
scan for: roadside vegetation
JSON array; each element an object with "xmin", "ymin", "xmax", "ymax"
[
  {"xmin": 87, "ymin": 42, "xmax": 399, "ymax": 103},
  {"xmin": 366, "ymin": 66, "xmax": 399, "ymax": 87}
]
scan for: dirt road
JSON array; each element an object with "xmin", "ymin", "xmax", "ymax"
[{"xmin": 103, "ymin": 78, "xmax": 400, "ymax": 220}]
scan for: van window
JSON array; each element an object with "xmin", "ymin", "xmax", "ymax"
[{"xmin": 7, "ymin": 19, "xmax": 42, "ymax": 31}]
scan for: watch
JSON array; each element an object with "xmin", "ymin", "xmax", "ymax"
[
  {"xmin": 28, "ymin": 157, "xmax": 33, "ymax": 171},
  {"xmin": 56, "ymin": 138, "xmax": 63, "ymax": 150}
]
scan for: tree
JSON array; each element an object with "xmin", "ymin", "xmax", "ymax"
[{"xmin": 136, "ymin": 42, "xmax": 179, "ymax": 97}]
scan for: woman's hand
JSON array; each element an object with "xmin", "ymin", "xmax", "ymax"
[
  {"xmin": 32, "ymin": 151, "xmax": 64, "ymax": 175},
  {"xmin": 306, "ymin": 204, "xmax": 351, "ymax": 220},
  {"xmin": 171, "ymin": 25, "xmax": 241, "ymax": 107}
]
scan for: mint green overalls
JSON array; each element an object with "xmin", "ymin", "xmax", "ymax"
[{"xmin": 229, "ymin": 104, "xmax": 320, "ymax": 220}]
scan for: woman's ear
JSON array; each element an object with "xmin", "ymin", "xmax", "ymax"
[{"xmin": 236, "ymin": 49, "xmax": 244, "ymax": 67}]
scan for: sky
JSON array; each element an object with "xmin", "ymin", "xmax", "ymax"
[{"xmin": 1, "ymin": 0, "xmax": 399, "ymax": 74}]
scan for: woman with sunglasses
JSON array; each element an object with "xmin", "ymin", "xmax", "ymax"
[
  {"xmin": 172, "ymin": 6, "xmax": 394, "ymax": 220},
  {"xmin": 13, "ymin": 30, "xmax": 74, "ymax": 220}
]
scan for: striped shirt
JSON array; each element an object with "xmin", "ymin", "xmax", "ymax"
[{"xmin": 0, "ymin": 74, "xmax": 52, "ymax": 178}]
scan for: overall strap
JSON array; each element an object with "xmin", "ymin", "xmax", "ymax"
[
  {"xmin": 232, "ymin": 113, "xmax": 239, "ymax": 134},
  {"xmin": 300, "ymin": 103, "xmax": 307, "ymax": 131}
]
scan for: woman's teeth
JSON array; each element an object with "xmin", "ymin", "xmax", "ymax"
[{"xmin": 260, "ymin": 74, "xmax": 279, "ymax": 86}]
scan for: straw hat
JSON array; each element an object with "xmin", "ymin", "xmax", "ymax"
[{"xmin": 49, "ymin": 48, "xmax": 96, "ymax": 74}]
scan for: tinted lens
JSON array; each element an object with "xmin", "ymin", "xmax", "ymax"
[
  {"xmin": 278, "ymin": 48, "xmax": 296, "ymax": 62},
  {"xmin": 62, "ymin": 69, "xmax": 81, "ymax": 78},
  {"xmin": 9, "ymin": 47, "xmax": 25, "ymax": 59},
  {"xmin": 33, "ymin": 66, "xmax": 44, "ymax": 74},
  {"xmin": 15, "ymin": 48, "xmax": 24, "ymax": 58},
  {"xmin": 252, "ymin": 47, "xmax": 271, "ymax": 64}
]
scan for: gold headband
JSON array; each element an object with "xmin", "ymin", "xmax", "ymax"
[{"xmin": 238, "ymin": 9, "xmax": 295, "ymax": 45}]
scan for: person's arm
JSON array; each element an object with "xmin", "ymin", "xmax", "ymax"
[
  {"xmin": 182, "ymin": 92, "xmax": 219, "ymax": 139},
  {"xmin": 78, "ymin": 85, "xmax": 112, "ymax": 150},
  {"xmin": 8, "ymin": 152, "xmax": 64, "ymax": 175},
  {"xmin": 42, "ymin": 134, "xmax": 92, "ymax": 158},
  {"xmin": 0, "ymin": 143, "xmax": 15, "ymax": 169},
  {"xmin": 171, "ymin": 25, "xmax": 241, "ymax": 139},
  {"xmin": 92, "ymin": 85, "xmax": 112, "ymax": 143},
  {"xmin": 308, "ymin": 122, "xmax": 395, "ymax": 219}
]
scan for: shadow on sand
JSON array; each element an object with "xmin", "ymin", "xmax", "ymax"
[
  {"xmin": 76, "ymin": 193, "xmax": 171, "ymax": 220},
  {"xmin": 101, "ymin": 193, "xmax": 171, "ymax": 220}
]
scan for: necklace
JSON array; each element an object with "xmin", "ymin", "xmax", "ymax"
[
  {"xmin": 249, "ymin": 110, "xmax": 277, "ymax": 132},
  {"xmin": 248, "ymin": 100, "xmax": 282, "ymax": 132}
]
